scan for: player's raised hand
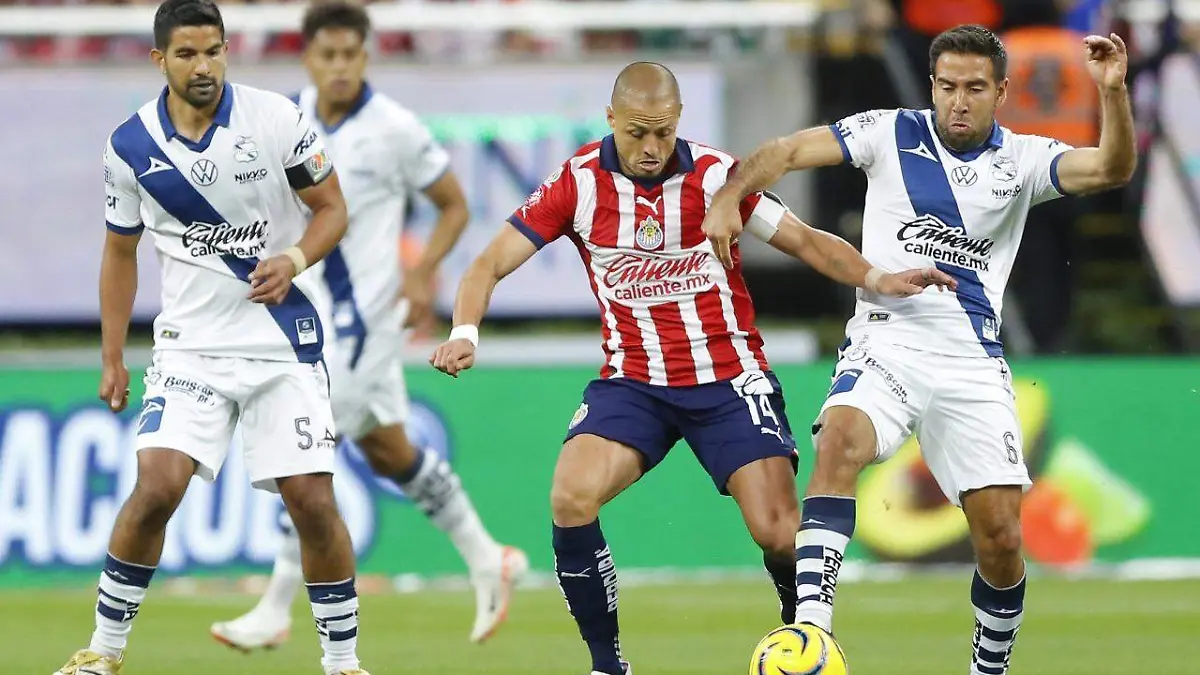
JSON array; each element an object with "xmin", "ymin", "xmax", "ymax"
[
  {"xmin": 874, "ymin": 267, "xmax": 958, "ymax": 297},
  {"xmin": 430, "ymin": 338, "xmax": 476, "ymax": 377},
  {"xmin": 98, "ymin": 359, "xmax": 131, "ymax": 412},
  {"xmin": 702, "ymin": 197, "xmax": 744, "ymax": 269},
  {"xmin": 247, "ymin": 254, "xmax": 297, "ymax": 305},
  {"xmin": 1083, "ymin": 33, "xmax": 1128, "ymax": 91}
]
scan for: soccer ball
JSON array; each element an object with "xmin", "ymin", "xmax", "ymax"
[{"xmin": 749, "ymin": 624, "xmax": 848, "ymax": 675}]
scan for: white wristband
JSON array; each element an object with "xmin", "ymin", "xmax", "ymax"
[
  {"xmin": 283, "ymin": 246, "xmax": 308, "ymax": 275},
  {"xmin": 864, "ymin": 267, "xmax": 885, "ymax": 293},
  {"xmin": 449, "ymin": 324, "xmax": 479, "ymax": 348}
]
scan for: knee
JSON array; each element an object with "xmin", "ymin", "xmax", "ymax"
[
  {"xmin": 748, "ymin": 504, "xmax": 801, "ymax": 560},
  {"xmin": 550, "ymin": 477, "xmax": 602, "ymax": 527},
  {"xmin": 975, "ymin": 519, "xmax": 1023, "ymax": 562},
  {"xmin": 812, "ymin": 413, "xmax": 875, "ymax": 480},
  {"xmin": 127, "ymin": 479, "xmax": 186, "ymax": 525},
  {"xmin": 280, "ymin": 475, "xmax": 339, "ymax": 525}
]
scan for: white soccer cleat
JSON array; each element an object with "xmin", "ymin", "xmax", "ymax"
[
  {"xmin": 468, "ymin": 545, "xmax": 529, "ymax": 643},
  {"xmin": 51, "ymin": 649, "xmax": 123, "ymax": 675},
  {"xmin": 330, "ymin": 670, "xmax": 371, "ymax": 675},
  {"xmin": 209, "ymin": 612, "xmax": 291, "ymax": 653}
]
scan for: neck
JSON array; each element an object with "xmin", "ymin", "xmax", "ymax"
[
  {"xmin": 166, "ymin": 87, "xmax": 220, "ymax": 142},
  {"xmin": 315, "ymin": 84, "xmax": 363, "ymax": 129}
]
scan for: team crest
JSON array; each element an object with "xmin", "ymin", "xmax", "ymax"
[
  {"xmin": 234, "ymin": 136, "xmax": 259, "ymax": 163},
  {"xmin": 569, "ymin": 403, "xmax": 589, "ymax": 429},
  {"xmin": 635, "ymin": 215, "xmax": 664, "ymax": 250},
  {"xmin": 991, "ymin": 156, "xmax": 1018, "ymax": 182}
]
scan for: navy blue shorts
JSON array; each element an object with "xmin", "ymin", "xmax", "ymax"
[{"xmin": 564, "ymin": 371, "xmax": 798, "ymax": 495}]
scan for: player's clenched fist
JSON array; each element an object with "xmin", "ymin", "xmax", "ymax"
[
  {"xmin": 247, "ymin": 254, "xmax": 298, "ymax": 305},
  {"xmin": 701, "ymin": 196, "xmax": 744, "ymax": 269},
  {"xmin": 430, "ymin": 338, "xmax": 476, "ymax": 377},
  {"xmin": 98, "ymin": 360, "xmax": 130, "ymax": 413},
  {"xmin": 873, "ymin": 267, "xmax": 958, "ymax": 297}
]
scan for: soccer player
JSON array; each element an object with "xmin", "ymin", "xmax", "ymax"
[
  {"xmin": 430, "ymin": 61, "xmax": 955, "ymax": 675},
  {"xmin": 210, "ymin": 0, "xmax": 526, "ymax": 650},
  {"xmin": 702, "ymin": 25, "xmax": 1135, "ymax": 675},
  {"xmin": 54, "ymin": 1, "xmax": 370, "ymax": 674}
]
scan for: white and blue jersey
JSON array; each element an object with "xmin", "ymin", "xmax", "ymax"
[
  {"xmin": 103, "ymin": 82, "xmax": 334, "ymax": 363},
  {"xmin": 293, "ymin": 84, "xmax": 450, "ymax": 369},
  {"xmin": 830, "ymin": 108, "xmax": 1072, "ymax": 358}
]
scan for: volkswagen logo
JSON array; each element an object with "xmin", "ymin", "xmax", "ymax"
[
  {"xmin": 951, "ymin": 165, "xmax": 978, "ymax": 187},
  {"xmin": 190, "ymin": 159, "xmax": 219, "ymax": 186}
]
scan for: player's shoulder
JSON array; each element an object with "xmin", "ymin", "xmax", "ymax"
[
  {"xmin": 106, "ymin": 99, "xmax": 160, "ymax": 162},
  {"xmin": 686, "ymin": 139, "xmax": 738, "ymax": 167},
  {"xmin": 837, "ymin": 107, "xmax": 904, "ymax": 130},
  {"xmin": 1000, "ymin": 127, "xmax": 1074, "ymax": 157},
  {"xmin": 228, "ymin": 82, "xmax": 306, "ymax": 128},
  {"xmin": 560, "ymin": 140, "xmax": 605, "ymax": 173}
]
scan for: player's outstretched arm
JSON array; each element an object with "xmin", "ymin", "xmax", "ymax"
[
  {"xmin": 403, "ymin": 171, "xmax": 470, "ymax": 328},
  {"xmin": 248, "ymin": 171, "xmax": 349, "ymax": 305},
  {"xmin": 99, "ymin": 229, "xmax": 141, "ymax": 412},
  {"xmin": 703, "ymin": 127, "xmax": 846, "ymax": 268},
  {"xmin": 430, "ymin": 224, "xmax": 538, "ymax": 377},
  {"xmin": 1051, "ymin": 33, "xmax": 1137, "ymax": 195},
  {"xmin": 766, "ymin": 211, "xmax": 957, "ymax": 297}
]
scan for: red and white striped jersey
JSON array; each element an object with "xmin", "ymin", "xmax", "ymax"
[{"xmin": 507, "ymin": 135, "xmax": 789, "ymax": 387}]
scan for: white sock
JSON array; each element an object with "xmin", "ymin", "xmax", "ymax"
[
  {"xmin": 251, "ymin": 524, "xmax": 303, "ymax": 622},
  {"xmin": 307, "ymin": 578, "xmax": 360, "ymax": 675},
  {"xmin": 398, "ymin": 448, "xmax": 501, "ymax": 571},
  {"xmin": 89, "ymin": 553, "xmax": 156, "ymax": 658}
]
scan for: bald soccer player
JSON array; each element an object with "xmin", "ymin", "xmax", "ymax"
[{"xmin": 430, "ymin": 62, "xmax": 954, "ymax": 675}]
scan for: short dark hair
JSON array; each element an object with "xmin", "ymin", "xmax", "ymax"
[
  {"xmin": 302, "ymin": 0, "xmax": 371, "ymax": 44},
  {"xmin": 153, "ymin": 0, "xmax": 224, "ymax": 51},
  {"xmin": 929, "ymin": 24, "xmax": 1008, "ymax": 81}
]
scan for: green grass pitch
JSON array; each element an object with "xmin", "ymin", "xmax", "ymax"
[{"xmin": 10, "ymin": 577, "xmax": 1199, "ymax": 674}]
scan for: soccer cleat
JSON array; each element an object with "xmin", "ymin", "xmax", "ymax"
[
  {"xmin": 51, "ymin": 649, "xmax": 123, "ymax": 675},
  {"xmin": 468, "ymin": 545, "xmax": 529, "ymax": 643},
  {"xmin": 209, "ymin": 612, "xmax": 291, "ymax": 653},
  {"xmin": 330, "ymin": 670, "xmax": 371, "ymax": 675}
]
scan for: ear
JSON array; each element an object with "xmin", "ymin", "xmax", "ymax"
[
  {"xmin": 151, "ymin": 48, "xmax": 165, "ymax": 74},
  {"xmin": 996, "ymin": 77, "xmax": 1009, "ymax": 107},
  {"xmin": 606, "ymin": 105, "xmax": 615, "ymax": 130}
]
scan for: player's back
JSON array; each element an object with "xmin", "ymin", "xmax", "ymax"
[
  {"xmin": 294, "ymin": 85, "xmax": 450, "ymax": 334},
  {"xmin": 104, "ymin": 82, "xmax": 332, "ymax": 363},
  {"xmin": 831, "ymin": 107, "xmax": 1073, "ymax": 358},
  {"xmin": 510, "ymin": 136, "xmax": 789, "ymax": 386}
]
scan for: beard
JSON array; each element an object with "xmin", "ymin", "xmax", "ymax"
[
  {"xmin": 935, "ymin": 118, "xmax": 991, "ymax": 152},
  {"xmin": 171, "ymin": 77, "xmax": 222, "ymax": 109}
]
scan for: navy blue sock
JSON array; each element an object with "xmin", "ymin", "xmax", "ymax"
[
  {"xmin": 764, "ymin": 552, "xmax": 798, "ymax": 624},
  {"xmin": 553, "ymin": 520, "xmax": 623, "ymax": 675},
  {"xmin": 794, "ymin": 495, "xmax": 856, "ymax": 632},
  {"xmin": 970, "ymin": 569, "xmax": 1025, "ymax": 675}
]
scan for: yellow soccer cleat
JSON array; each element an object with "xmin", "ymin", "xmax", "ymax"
[{"xmin": 51, "ymin": 649, "xmax": 123, "ymax": 675}]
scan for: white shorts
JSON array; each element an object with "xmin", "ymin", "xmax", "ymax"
[
  {"xmin": 324, "ymin": 328, "xmax": 409, "ymax": 441},
  {"xmin": 135, "ymin": 351, "xmax": 337, "ymax": 492},
  {"xmin": 817, "ymin": 336, "xmax": 1031, "ymax": 506}
]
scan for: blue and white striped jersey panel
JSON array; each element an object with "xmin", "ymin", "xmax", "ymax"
[
  {"xmin": 295, "ymin": 84, "xmax": 450, "ymax": 359},
  {"xmin": 102, "ymin": 82, "xmax": 333, "ymax": 363},
  {"xmin": 830, "ymin": 108, "xmax": 1073, "ymax": 358}
]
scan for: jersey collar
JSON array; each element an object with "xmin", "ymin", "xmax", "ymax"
[
  {"xmin": 599, "ymin": 135, "xmax": 695, "ymax": 188},
  {"xmin": 157, "ymin": 81, "xmax": 234, "ymax": 153},
  {"xmin": 934, "ymin": 117, "xmax": 1005, "ymax": 163},
  {"xmin": 321, "ymin": 82, "xmax": 375, "ymax": 135}
]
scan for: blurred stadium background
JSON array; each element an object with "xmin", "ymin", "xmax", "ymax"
[{"xmin": 1, "ymin": 0, "xmax": 1199, "ymax": 673}]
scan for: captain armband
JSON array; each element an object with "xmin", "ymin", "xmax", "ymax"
[{"xmin": 286, "ymin": 149, "xmax": 334, "ymax": 190}]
